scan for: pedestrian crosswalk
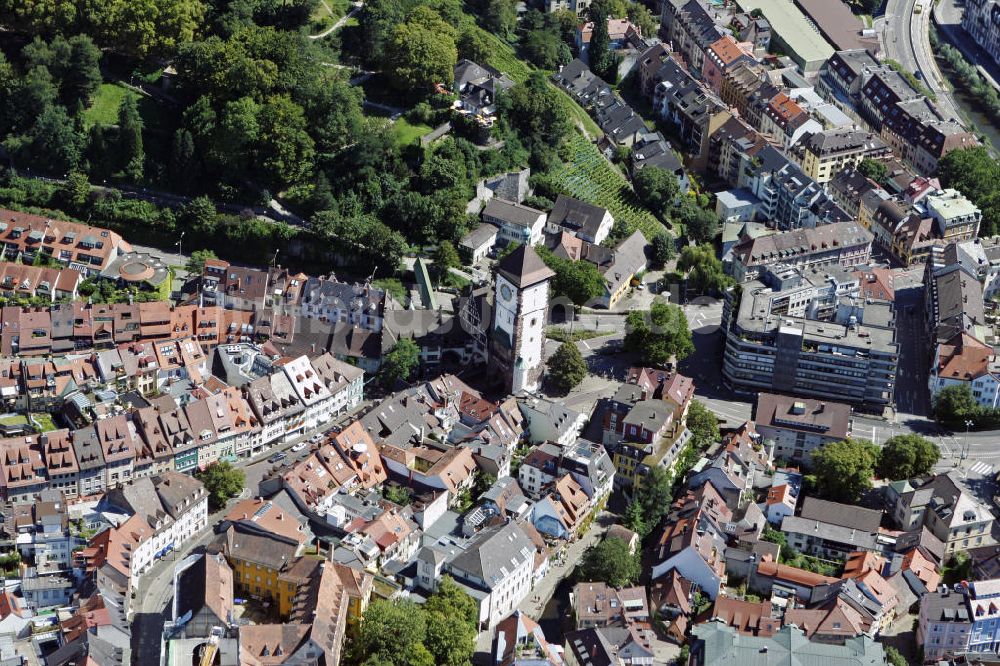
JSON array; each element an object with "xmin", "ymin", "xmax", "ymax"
[{"xmin": 969, "ymin": 461, "xmax": 995, "ymax": 476}]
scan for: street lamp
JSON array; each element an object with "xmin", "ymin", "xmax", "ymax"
[
  {"xmin": 177, "ymin": 231, "xmax": 186, "ymax": 259},
  {"xmin": 964, "ymin": 419, "xmax": 974, "ymax": 465}
]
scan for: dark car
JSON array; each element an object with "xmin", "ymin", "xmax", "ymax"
[{"xmin": 267, "ymin": 451, "xmax": 287, "ymax": 464}]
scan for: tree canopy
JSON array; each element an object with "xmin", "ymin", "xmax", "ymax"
[
  {"xmin": 677, "ymin": 245, "xmax": 729, "ymax": 294},
  {"xmin": 547, "ymin": 341, "xmax": 588, "ymax": 393},
  {"xmin": 387, "ymin": 7, "xmax": 457, "ymax": 93},
  {"xmin": 633, "ymin": 466, "xmax": 673, "ymax": 532},
  {"xmin": 857, "ymin": 158, "xmax": 888, "ymax": 186},
  {"xmin": 379, "ymin": 338, "xmax": 421, "ymax": 388},
  {"xmin": 810, "ymin": 438, "xmax": 879, "ymax": 503},
  {"xmin": 624, "ymin": 302, "xmax": 695, "ymax": 367},
  {"xmin": 686, "ymin": 400, "xmax": 720, "ymax": 449},
  {"xmin": 579, "ymin": 536, "xmax": 640, "ymax": 587},
  {"xmin": 353, "ymin": 577, "xmax": 477, "ymax": 666},
  {"xmin": 650, "ymin": 232, "xmax": 676, "ymax": 268},
  {"xmin": 876, "ymin": 435, "xmax": 940, "ymax": 480},
  {"xmin": 633, "ymin": 167, "xmax": 680, "ymax": 215},
  {"xmin": 186, "ymin": 248, "xmax": 218, "ymax": 274},
  {"xmin": 939, "ymin": 146, "xmax": 1000, "ymax": 236},
  {"xmin": 675, "ymin": 197, "xmax": 720, "ymax": 243},
  {"xmin": 195, "ymin": 461, "xmax": 245, "ymax": 509},
  {"xmin": 536, "ymin": 246, "xmax": 605, "ymax": 306}
]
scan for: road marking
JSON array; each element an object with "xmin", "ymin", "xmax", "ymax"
[{"xmin": 970, "ymin": 461, "xmax": 995, "ymax": 476}]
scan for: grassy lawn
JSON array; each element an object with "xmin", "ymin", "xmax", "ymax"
[
  {"xmin": 310, "ymin": 0, "xmax": 349, "ymax": 31},
  {"xmin": 0, "ymin": 414, "xmax": 27, "ymax": 427},
  {"xmin": 83, "ymin": 83, "xmax": 131, "ymax": 127},
  {"xmin": 30, "ymin": 413, "xmax": 57, "ymax": 433},
  {"xmin": 392, "ymin": 118, "xmax": 433, "ymax": 147},
  {"xmin": 480, "ymin": 29, "xmax": 533, "ymax": 83},
  {"xmin": 546, "ymin": 327, "xmax": 609, "ymax": 343},
  {"xmin": 83, "ymin": 82, "xmax": 168, "ymax": 130},
  {"xmin": 554, "ymin": 87, "xmax": 603, "ymax": 138},
  {"xmin": 373, "ymin": 277, "xmax": 407, "ymax": 303}
]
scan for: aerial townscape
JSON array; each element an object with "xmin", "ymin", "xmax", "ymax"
[{"xmin": 4, "ymin": 0, "xmax": 1000, "ymax": 665}]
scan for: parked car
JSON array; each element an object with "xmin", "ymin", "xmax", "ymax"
[
  {"xmin": 267, "ymin": 451, "xmax": 287, "ymax": 464},
  {"xmin": 291, "ymin": 442, "xmax": 307, "ymax": 453}
]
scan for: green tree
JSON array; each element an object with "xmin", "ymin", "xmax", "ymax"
[
  {"xmin": 499, "ymin": 72, "xmax": 572, "ymax": 165},
  {"xmin": 633, "ymin": 167, "xmax": 680, "ymax": 215},
  {"xmin": 676, "ymin": 198, "xmax": 719, "ymax": 242},
  {"xmin": 761, "ymin": 524, "xmax": 787, "ymax": 548},
  {"xmin": 457, "ymin": 26, "xmax": 492, "ymax": 62},
  {"xmin": 485, "ymin": 0, "xmax": 517, "ymax": 40},
  {"xmin": 88, "ymin": 0, "xmax": 206, "ymax": 57},
  {"xmin": 626, "ymin": 2, "xmax": 657, "ymax": 36},
  {"xmin": 423, "ymin": 577, "xmax": 478, "ymax": 666},
  {"xmin": 384, "ymin": 485, "xmax": 413, "ymax": 505},
  {"xmin": 677, "ymin": 245, "xmax": 729, "ymax": 294},
  {"xmin": 63, "ymin": 171, "xmax": 91, "ymax": 211},
  {"xmin": 885, "ymin": 647, "xmax": 907, "ymax": 666},
  {"xmin": 686, "ymin": 400, "xmax": 720, "ymax": 449},
  {"xmin": 116, "ymin": 94, "xmax": 144, "ymax": 181},
  {"xmin": 299, "ymin": 76, "xmax": 365, "ymax": 154},
  {"xmin": 522, "ymin": 29, "xmax": 572, "ymax": 69},
  {"xmin": 387, "ymin": 7, "xmax": 457, "ymax": 93},
  {"xmin": 588, "ymin": 0, "xmax": 617, "ymax": 82},
  {"xmin": 431, "ymin": 241, "xmax": 461, "ymax": 283},
  {"xmin": 622, "ymin": 500, "xmax": 647, "ymax": 538},
  {"xmin": 23, "ymin": 35, "xmax": 103, "ymax": 108},
  {"xmin": 934, "ymin": 383, "xmax": 979, "ymax": 423},
  {"xmin": 939, "ymin": 146, "xmax": 1000, "ymax": 236},
  {"xmin": 256, "ymin": 95, "xmax": 315, "ymax": 187},
  {"xmin": 185, "ymin": 249, "xmax": 219, "ymax": 275},
  {"xmin": 11, "ymin": 66, "xmax": 58, "ymax": 134},
  {"xmin": 380, "ymin": 338, "xmax": 420, "ymax": 387},
  {"xmin": 354, "ymin": 599, "xmax": 428, "ymax": 666},
  {"xmin": 810, "ymin": 438, "xmax": 879, "ymax": 503},
  {"xmin": 943, "ymin": 550, "xmax": 972, "ymax": 585},
  {"xmin": 634, "ymin": 465, "xmax": 673, "ymax": 529},
  {"xmin": 650, "ymin": 232, "xmax": 676, "ymax": 267},
  {"xmin": 579, "ymin": 536, "xmax": 640, "ymax": 587},
  {"xmin": 13, "ymin": 105, "xmax": 83, "ymax": 173},
  {"xmin": 536, "ymin": 246, "xmax": 605, "ymax": 305},
  {"xmin": 169, "ymin": 128, "xmax": 199, "ymax": 192},
  {"xmin": 194, "ymin": 461, "xmax": 245, "ymax": 509},
  {"xmin": 876, "ymin": 435, "xmax": 940, "ymax": 480},
  {"xmin": 857, "ymin": 158, "xmax": 888, "ymax": 186},
  {"xmin": 547, "ymin": 341, "xmax": 588, "ymax": 393},
  {"xmin": 181, "ymin": 196, "xmax": 219, "ymax": 235},
  {"xmin": 624, "ymin": 302, "xmax": 695, "ymax": 366}
]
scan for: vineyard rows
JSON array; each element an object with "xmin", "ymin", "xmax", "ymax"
[{"xmin": 552, "ymin": 134, "xmax": 666, "ymax": 241}]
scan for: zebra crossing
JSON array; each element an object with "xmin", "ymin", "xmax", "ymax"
[{"xmin": 969, "ymin": 461, "xmax": 995, "ymax": 476}]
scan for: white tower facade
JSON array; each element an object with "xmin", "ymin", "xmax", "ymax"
[{"xmin": 489, "ymin": 245, "xmax": 555, "ymax": 394}]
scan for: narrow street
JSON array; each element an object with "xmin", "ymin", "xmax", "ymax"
[{"xmin": 518, "ymin": 513, "xmax": 612, "ymax": 618}]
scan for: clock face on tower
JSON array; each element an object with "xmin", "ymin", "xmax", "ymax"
[{"xmin": 500, "ymin": 283, "xmax": 513, "ymax": 303}]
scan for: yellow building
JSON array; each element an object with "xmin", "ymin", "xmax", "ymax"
[
  {"xmin": 797, "ymin": 128, "xmax": 890, "ymax": 184},
  {"xmin": 220, "ymin": 526, "xmax": 299, "ymax": 606}
]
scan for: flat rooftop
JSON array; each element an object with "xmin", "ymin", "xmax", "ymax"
[
  {"xmin": 734, "ymin": 0, "xmax": 834, "ymax": 68},
  {"xmin": 792, "ymin": 0, "xmax": 873, "ymax": 52},
  {"xmin": 737, "ymin": 280, "xmax": 897, "ymax": 350}
]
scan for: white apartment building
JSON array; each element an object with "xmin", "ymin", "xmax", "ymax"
[{"xmin": 281, "ymin": 355, "xmax": 335, "ymax": 431}]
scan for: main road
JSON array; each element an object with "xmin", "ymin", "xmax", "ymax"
[{"xmin": 882, "ymin": 0, "xmax": 965, "ymax": 124}]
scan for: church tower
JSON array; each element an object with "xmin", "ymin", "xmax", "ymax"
[{"xmin": 489, "ymin": 245, "xmax": 555, "ymax": 394}]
